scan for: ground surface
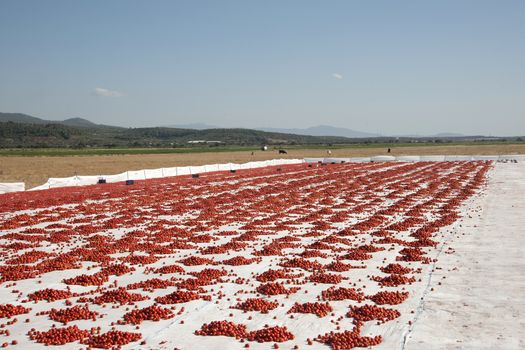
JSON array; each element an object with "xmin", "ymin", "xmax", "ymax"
[
  {"xmin": 405, "ymin": 162, "xmax": 525, "ymax": 350},
  {"xmin": 1, "ymin": 143, "xmax": 524, "ymax": 188},
  {"xmin": 1, "ymin": 160, "xmax": 516, "ymax": 349}
]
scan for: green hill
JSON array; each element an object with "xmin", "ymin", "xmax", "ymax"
[
  {"xmin": 0, "ymin": 118, "xmax": 353, "ymax": 148},
  {"xmin": 0, "ymin": 113, "xmax": 48, "ymax": 124},
  {"xmin": 2, "ymin": 112, "xmax": 520, "ymax": 150},
  {"xmin": 0, "ymin": 113, "xmax": 121, "ymax": 130}
]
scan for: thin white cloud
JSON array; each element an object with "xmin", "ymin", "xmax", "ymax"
[
  {"xmin": 332, "ymin": 73, "xmax": 343, "ymax": 80},
  {"xmin": 93, "ymin": 87, "xmax": 124, "ymax": 97}
]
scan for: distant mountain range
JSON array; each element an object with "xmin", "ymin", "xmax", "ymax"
[
  {"xmin": 170, "ymin": 122, "xmax": 465, "ymax": 138},
  {"xmin": 0, "ymin": 113, "xmax": 121, "ymax": 129},
  {"xmin": 167, "ymin": 123, "xmax": 379, "ymax": 138},
  {"xmin": 256, "ymin": 125, "xmax": 380, "ymax": 138},
  {"xmin": 1, "ymin": 113, "xmax": 470, "ymax": 139},
  {"xmin": 167, "ymin": 123, "xmax": 220, "ymax": 130},
  {"xmin": 0, "ymin": 112, "xmax": 363, "ymax": 148},
  {"xmin": 2, "ymin": 111, "xmax": 515, "ymax": 149},
  {"xmin": 169, "ymin": 124, "xmax": 381, "ymax": 138},
  {"xmin": 394, "ymin": 132, "xmax": 465, "ymax": 138}
]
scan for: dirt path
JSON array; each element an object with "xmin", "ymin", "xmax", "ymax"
[{"xmin": 1, "ymin": 144, "xmax": 524, "ymax": 188}]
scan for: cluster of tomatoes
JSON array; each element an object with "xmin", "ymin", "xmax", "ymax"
[
  {"xmin": 287, "ymin": 302, "xmax": 333, "ymax": 317},
  {"xmin": 367, "ymin": 291, "xmax": 410, "ymax": 305},
  {"xmin": 346, "ymin": 304, "xmax": 401, "ymax": 323},
  {"xmin": 245, "ymin": 326, "xmax": 295, "ymax": 343},
  {"xmin": 256, "ymin": 269, "xmax": 302, "ymax": 282},
  {"xmin": 320, "ymin": 287, "xmax": 365, "ymax": 302},
  {"xmin": 85, "ymin": 330, "xmax": 142, "ymax": 349},
  {"xmin": 316, "ymin": 326, "xmax": 382, "ymax": 350},
  {"xmin": 122, "ymin": 305, "xmax": 174, "ymax": 325},
  {"xmin": 27, "ymin": 325, "xmax": 89, "ymax": 346},
  {"xmin": 233, "ymin": 298, "xmax": 280, "ymax": 313},
  {"xmin": 371, "ymin": 273, "xmax": 416, "ymax": 287},
  {"xmin": 256, "ymin": 283, "xmax": 300, "ymax": 296},
  {"xmin": 126, "ymin": 278, "xmax": 175, "ymax": 291},
  {"xmin": 0, "ymin": 305, "xmax": 30, "ymax": 319},
  {"xmin": 195, "ymin": 320, "xmax": 248, "ymax": 339},
  {"xmin": 309, "ymin": 272, "xmax": 345, "ymax": 284},
  {"xmin": 27, "ymin": 289, "xmax": 73, "ymax": 302},
  {"xmin": 155, "ymin": 290, "xmax": 204, "ymax": 304},
  {"xmin": 48, "ymin": 305, "xmax": 98, "ymax": 324},
  {"xmin": 92, "ymin": 288, "xmax": 147, "ymax": 305}
]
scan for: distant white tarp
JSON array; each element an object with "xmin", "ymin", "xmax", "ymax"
[
  {"xmin": 349, "ymin": 157, "xmax": 371, "ymax": 162},
  {"xmin": 445, "ymin": 155, "xmax": 473, "ymax": 161},
  {"xmin": 304, "ymin": 158, "xmax": 324, "ymax": 163},
  {"xmin": 419, "ymin": 155, "xmax": 446, "ymax": 161},
  {"xmin": 29, "ymin": 158, "xmax": 304, "ymax": 191},
  {"xmin": 324, "ymin": 158, "xmax": 352, "ymax": 163},
  {"xmin": 499, "ymin": 154, "xmax": 525, "ymax": 161},
  {"xmin": 472, "ymin": 155, "xmax": 499, "ymax": 161},
  {"xmin": 304, "ymin": 157, "xmax": 371, "ymax": 163},
  {"xmin": 0, "ymin": 182, "xmax": 25, "ymax": 194},
  {"xmin": 371, "ymin": 155, "xmax": 397, "ymax": 162},
  {"xmin": 304, "ymin": 154, "xmax": 525, "ymax": 164},
  {"xmin": 395, "ymin": 156, "xmax": 422, "ymax": 162}
]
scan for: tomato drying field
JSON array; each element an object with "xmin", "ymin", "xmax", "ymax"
[{"xmin": 0, "ymin": 160, "xmax": 502, "ymax": 349}]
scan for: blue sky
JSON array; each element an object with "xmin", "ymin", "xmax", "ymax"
[{"xmin": 1, "ymin": 0, "xmax": 524, "ymax": 135}]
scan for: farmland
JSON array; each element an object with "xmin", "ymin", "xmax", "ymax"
[
  {"xmin": 1, "ymin": 159, "xmax": 516, "ymax": 349},
  {"xmin": 2, "ymin": 143, "xmax": 525, "ymax": 189}
]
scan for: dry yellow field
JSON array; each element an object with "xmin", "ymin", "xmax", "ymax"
[{"xmin": 1, "ymin": 144, "xmax": 524, "ymax": 188}]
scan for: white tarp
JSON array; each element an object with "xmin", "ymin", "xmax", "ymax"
[
  {"xmin": 323, "ymin": 158, "xmax": 352, "ymax": 163},
  {"xmin": 29, "ymin": 158, "xmax": 304, "ymax": 191},
  {"xmin": 305, "ymin": 154, "xmax": 525, "ymax": 165},
  {"xmin": 445, "ymin": 155, "xmax": 473, "ymax": 161},
  {"xmin": 0, "ymin": 182, "xmax": 25, "ymax": 194},
  {"xmin": 472, "ymin": 155, "xmax": 500, "ymax": 161},
  {"xmin": 189, "ymin": 165, "xmax": 207, "ymax": 174},
  {"xmin": 304, "ymin": 158, "xmax": 324, "ymax": 163},
  {"xmin": 371, "ymin": 155, "xmax": 397, "ymax": 162},
  {"xmin": 499, "ymin": 154, "xmax": 525, "ymax": 161},
  {"xmin": 349, "ymin": 157, "xmax": 371, "ymax": 162},
  {"xmin": 217, "ymin": 163, "xmax": 234, "ymax": 171},
  {"xmin": 396, "ymin": 156, "xmax": 421, "ymax": 162},
  {"xmin": 419, "ymin": 155, "xmax": 447, "ymax": 161}
]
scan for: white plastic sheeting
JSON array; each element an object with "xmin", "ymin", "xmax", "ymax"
[
  {"xmin": 304, "ymin": 157, "xmax": 371, "ymax": 163},
  {"xmin": 445, "ymin": 155, "xmax": 473, "ymax": 161},
  {"xmin": 304, "ymin": 154, "xmax": 525, "ymax": 164},
  {"xmin": 499, "ymin": 154, "xmax": 525, "ymax": 161},
  {"xmin": 396, "ymin": 156, "xmax": 422, "ymax": 162},
  {"xmin": 471, "ymin": 155, "xmax": 499, "ymax": 161},
  {"xmin": 349, "ymin": 157, "xmax": 371, "ymax": 162},
  {"xmin": 323, "ymin": 158, "xmax": 352, "ymax": 163},
  {"xmin": 371, "ymin": 155, "xmax": 396, "ymax": 162},
  {"xmin": 304, "ymin": 158, "xmax": 324, "ymax": 163},
  {"xmin": 419, "ymin": 155, "xmax": 447, "ymax": 161},
  {"xmin": 29, "ymin": 158, "xmax": 304, "ymax": 191},
  {"xmin": 0, "ymin": 182, "xmax": 25, "ymax": 194}
]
